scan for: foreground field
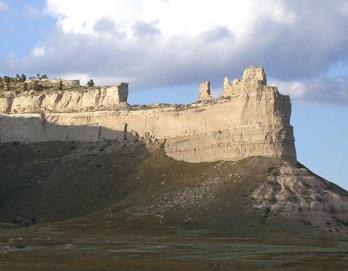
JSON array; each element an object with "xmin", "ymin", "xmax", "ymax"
[{"xmin": 1, "ymin": 224, "xmax": 348, "ymax": 271}]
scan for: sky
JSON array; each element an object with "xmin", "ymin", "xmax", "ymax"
[{"xmin": 0, "ymin": 0, "xmax": 347, "ymax": 189}]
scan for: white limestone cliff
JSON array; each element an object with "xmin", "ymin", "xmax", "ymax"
[
  {"xmin": 0, "ymin": 67, "xmax": 297, "ymax": 163},
  {"xmin": 0, "ymin": 83, "xmax": 128, "ymax": 114},
  {"xmin": 223, "ymin": 66, "xmax": 267, "ymax": 97},
  {"xmin": 197, "ymin": 81, "xmax": 213, "ymax": 102}
]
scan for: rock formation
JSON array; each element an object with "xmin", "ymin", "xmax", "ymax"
[
  {"xmin": 251, "ymin": 163, "xmax": 348, "ymax": 232},
  {"xmin": 0, "ymin": 66, "xmax": 296, "ymax": 163},
  {"xmin": 26, "ymin": 79, "xmax": 81, "ymax": 88},
  {"xmin": 197, "ymin": 81, "xmax": 213, "ymax": 102},
  {"xmin": 0, "ymin": 83, "xmax": 128, "ymax": 113},
  {"xmin": 223, "ymin": 66, "xmax": 267, "ymax": 97}
]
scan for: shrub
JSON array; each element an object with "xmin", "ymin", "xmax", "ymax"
[
  {"xmin": 23, "ymin": 82, "xmax": 28, "ymax": 91},
  {"xmin": 3, "ymin": 76, "xmax": 11, "ymax": 84},
  {"xmin": 32, "ymin": 80, "xmax": 42, "ymax": 91},
  {"xmin": 87, "ymin": 79, "xmax": 95, "ymax": 87},
  {"xmin": 58, "ymin": 80, "xmax": 63, "ymax": 90},
  {"xmin": 20, "ymin": 74, "xmax": 26, "ymax": 82}
]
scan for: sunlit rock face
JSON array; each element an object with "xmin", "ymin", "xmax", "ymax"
[
  {"xmin": 0, "ymin": 83, "xmax": 129, "ymax": 114},
  {"xmin": 197, "ymin": 81, "xmax": 213, "ymax": 102},
  {"xmin": 0, "ymin": 67, "xmax": 296, "ymax": 163},
  {"xmin": 251, "ymin": 163, "xmax": 348, "ymax": 233}
]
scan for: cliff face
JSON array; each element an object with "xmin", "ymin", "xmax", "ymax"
[
  {"xmin": 0, "ymin": 83, "xmax": 128, "ymax": 114},
  {"xmin": 0, "ymin": 67, "xmax": 297, "ymax": 163}
]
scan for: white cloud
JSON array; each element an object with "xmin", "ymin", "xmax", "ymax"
[
  {"xmin": 271, "ymin": 80, "xmax": 306, "ymax": 98},
  {"xmin": 45, "ymin": 0, "xmax": 296, "ymax": 39},
  {"xmin": 30, "ymin": 46, "xmax": 46, "ymax": 57},
  {"xmin": 272, "ymin": 77, "xmax": 348, "ymax": 105},
  {"xmin": 0, "ymin": 1, "xmax": 8, "ymax": 11},
  {"xmin": 2, "ymin": 0, "xmax": 348, "ymax": 105}
]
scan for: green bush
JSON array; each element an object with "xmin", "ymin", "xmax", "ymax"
[
  {"xmin": 20, "ymin": 74, "xmax": 26, "ymax": 82},
  {"xmin": 32, "ymin": 80, "xmax": 43, "ymax": 91},
  {"xmin": 87, "ymin": 79, "xmax": 95, "ymax": 87},
  {"xmin": 58, "ymin": 80, "xmax": 63, "ymax": 90},
  {"xmin": 23, "ymin": 82, "xmax": 28, "ymax": 91},
  {"xmin": 3, "ymin": 76, "xmax": 11, "ymax": 84}
]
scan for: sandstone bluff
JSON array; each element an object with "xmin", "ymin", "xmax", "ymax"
[
  {"xmin": 1, "ymin": 67, "xmax": 348, "ymax": 270},
  {"xmin": 0, "ymin": 66, "xmax": 296, "ymax": 164}
]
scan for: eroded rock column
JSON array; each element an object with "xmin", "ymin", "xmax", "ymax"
[{"xmin": 197, "ymin": 81, "xmax": 213, "ymax": 102}]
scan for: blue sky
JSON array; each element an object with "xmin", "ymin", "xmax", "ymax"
[
  {"xmin": 0, "ymin": 0, "xmax": 55, "ymax": 58},
  {"xmin": 0, "ymin": 0, "xmax": 347, "ymax": 189}
]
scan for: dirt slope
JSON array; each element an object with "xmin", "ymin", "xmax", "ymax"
[{"xmin": 0, "ymin": 141, "xmax": 347, "ymax": 235}]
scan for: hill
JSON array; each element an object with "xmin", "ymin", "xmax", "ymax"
[
  {"xmin": 1, "ymin": 141, "xmax": 347, "ymax": 235},
  {"xmin": 0, "ymin": 141, "xmax": 348, "ymax": 270}
]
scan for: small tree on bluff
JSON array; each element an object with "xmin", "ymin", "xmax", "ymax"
[
  {"xmin": 87, "ymin": 79, "xmax": 95, "ymax": 87},
  {"xmin": 20, "ymin": 74, "xmax": 26, "ymax": 82},
  {"xmin": 23, "ymin": 82, "xmax": 28, "ymax": 91},
  {"xmin": 32, "ymin": 80, "xmax": 43, "ymax": 91},
  {"xmin": 3, "ymin": 76, "xmax": 11, "ymax": 84},
  {"xmin": 58, "ymin": 80, "xmax": 63, "ymax": 90}
]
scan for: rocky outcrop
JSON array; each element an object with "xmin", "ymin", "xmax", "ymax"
[
  {"xmin": 26, "ymin": 79, "xmax": 81, "ymax": 88},
  {"xmin": 251, "ymin": 163, "xmax": 348, "ymax": 232},
  {"xmin": 197, "ymin": 81, "xmax": 213, "ymax": 102},
  {"xmin": 242, "ymin": 66, "xmax": 267, "ymax": 84},
  {"xmin": 223, "ymin": 66, "xmax": 267, "ymax": 97},
  {"xmin": 0, "ymin": 67, "xmax": 296, "ymax": 163},
  {"xmin": 0, "ymin": 83, "xmax": 128, "ymax": 114}
]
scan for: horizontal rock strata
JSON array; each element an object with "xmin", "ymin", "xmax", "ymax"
[
  {"xmin": 0, "ymin": 67, "xmax": 297, "ymax": 163},
  {"xmin": 0, "ymin": 83, "xmax": 128, "ymax": 114}
]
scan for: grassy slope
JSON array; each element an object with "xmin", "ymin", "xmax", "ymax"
[
  {"xmin": 82, "ymin": 151, "xmax": 326, "ymax": 237},
  {"xmin": 1, "ymin": 141, "xmax": 348, "ymax": 270},
  {"xmin": 0, "ymin": 141, "xmax": 149, "ymax": 222},
  {"xmin": 0, "ymin": 141, "xmax": 337, "ymax": 237}
]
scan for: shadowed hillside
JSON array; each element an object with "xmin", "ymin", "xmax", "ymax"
[
  {"xmin": 0, "ymin": 126, "xmax": 152, "ymax": 224},
  {"xmin": 1, "ymin": 139, "xmax": 348, "ymax": 270},
  {"xmin": 1, "ymin": 140, "xmax": 347, "ymax": 235}
]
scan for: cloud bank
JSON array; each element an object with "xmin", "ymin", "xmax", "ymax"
[{"xmin": 1, "ymin": 0, "xmax": 348, "ymax": 104}]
